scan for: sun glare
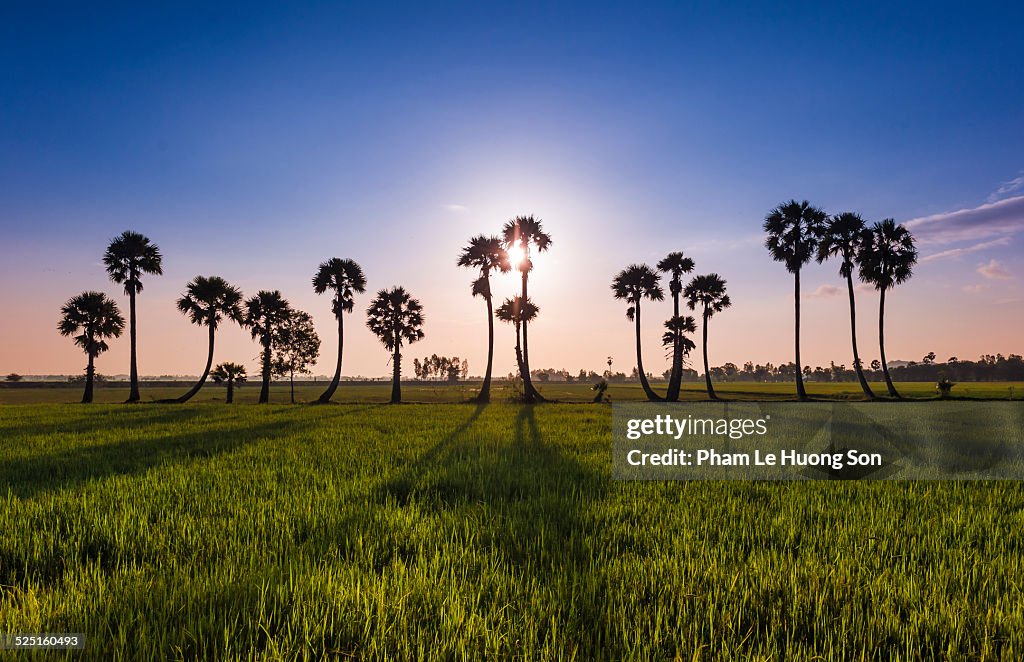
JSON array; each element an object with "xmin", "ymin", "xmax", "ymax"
[{"xmin": 507, "ymin": 244, "xmax": 526, "ymax": 268}]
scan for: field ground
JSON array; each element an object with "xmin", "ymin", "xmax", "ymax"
[{"xmin": 1, "ymin": 402, "xmax": 1023, "ymax": 659}]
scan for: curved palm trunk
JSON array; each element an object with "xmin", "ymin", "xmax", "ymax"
[
  {"xmin": 178, "ymin": 324, "xmax": 215, "ymax": 403},
  {"xmin": 794, "ymin": 269, "xmax": 808, "ymax": 400},
  {"xmin": 259, "ymin": 336, "xmax": 272, "ymax": 404},
  {"xmin": 519, "ymin": 271, "xmax": 544, "ymax": 403},
  {"xmin": 634, "ymin": 301, "xmax": 661, "ymax": 402},
  {"xmin": 478, "ymin": 292, "xmax": 494, "ymax": 403},
  {"xmin": 391, "ymin": 343, "xmax": 402, "ymax": 404},
  {"xmin": 226, "ymin": 380, "xmax": 235, "ymax": 404},
  {"xmin": 878, "ymin": 287, "xmax": 900, "ymax": 398},
  {"xmin": 846, "ymin": 272, "xmax": 875, "ymax": 399},
  {"xmin": 319, "ymin": 309, "xmax": 344, "ymax": 403},
  {"xmin": 127, "ymin": 290, "xmax": 140, "ymax": 402},
  {"xmin": 667, "ymin": 291, "xmax": 683, "ymax": 401},
  {"xmin": 702, "ymin": 309, "xmax": 717, "ymax": 400},
  {"xmin": 83, "ymin": 352, "xmax": 96, "ymax": 404}
]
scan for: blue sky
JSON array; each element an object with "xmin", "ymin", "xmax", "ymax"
[{"xmin": 2, "ymin": 1, "xmax": 1022, "ymax": 377}]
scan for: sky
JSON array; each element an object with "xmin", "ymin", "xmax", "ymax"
[{"xmin": 1, "ymin": 1, "xmax": 1022, "ymax": 379}]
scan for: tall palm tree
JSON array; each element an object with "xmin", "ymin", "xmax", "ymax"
[
  {"xmin": 211, "ymin": 362, "xmax": 247, "ymax": 404},
  {"xmin": 657, "ymin": 251, "xmax": 695, "ymax": 401},
  {"xmin": 818, "ymin": 212, "xmax": 875, "ymax": 399},
  {"xmin": 502, "ymin": 215, "xmax": 551, "ymax": 403},
  {"xmin": 175, "ymin": 276, "xmax": 244, "ymax": 403},
  {"xmin": 58, "ymin": 292, "xmax": 125, "ymax": 403},
  {"xmin": 611, "ymin": 264, "xmax": 664, "ymax": 401},
  {"xmin": 312, "ymin": 258, "xmax": 367, "ymax": 403},
  {"xmin": 103, "ymin": 231, "xmax": 162, "ymax": 402},
  {"xmin": 366, "ymin": 287, "xmax": 425, "ymax": 404},
  {"xmin": 495, "ymin": 296, "xmax": 539, "ymax": 380},
  {"xmin": 859, "ymin": 219, "xmax": 917, "ymax": 398},
  {"xmin": 763, "ymin": 200, "xmax": 827, "ymax": 400},
  {"xmin": 458, "ymin": 235, "xmax": 511, "ymax": 403},
  {"xmin": 243, "ymin": 290, "xmax": 292, "ymax": 404},
  {"xmin": 684, "ymin": 274, "xmax": 731, "ymax": 400}
]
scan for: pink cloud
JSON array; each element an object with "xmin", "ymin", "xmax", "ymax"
[
  {"xmin": 905, "ymin": 195, "xmax": 1024, "ymax": 244},
  {"xmin": 977, "ymin": 259, "xmax": 1012, "ymax": 280}
]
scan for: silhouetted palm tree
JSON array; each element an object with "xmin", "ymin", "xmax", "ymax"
[
  {"xmin": 661, "ymin": 315, "xmax": 697, "ymax": 384},
  {"xmin": 176, "ymin": 276, "xmax": 244, "ymax": 403},
  {"xmin": 103, "ymin": 231, "xmax": 162, "ymax": 402},
  {"xmin": 211, "ymin": 362, "xmax": 247, "ymax": 404},
  {"xmin": 612, "ymin": 264, "xmax": 664, "ymax": 401},
  {"xmin": 243, "ymin": 290, "xmax": 292, "ymax": 404},
  {"xmin": 366, "ymin": 287, "xmax": 425, "ymax": 404},
  {"xmin": 859, "ymin": 219, "xmax": 917, "ymax": 398},
  {"xmin": 818, "ymin": 212, "xmax": 875, "ymax": 399},
  {"xmin": 58, "ymin": 292, "xmax": 125, "ymax": 403},
  {"xmin": 502, "ymin": 215, "xmax": 551, "ymax": 403},
  {"xmin": 684, "ymin": 274, "xmax": 731, "ymax": 400},
  {"xmin": 458, "ymin": 235, "xmax": 511, "ymax": 403},
  {"xmin": 763, "ymin": 200, "xmax": 827, "ymax": 400},
  {"xmin": 495, "ymin": 296, "xmax": 539, "ymax": 380},
  {"xmin": 312, "ymin": 258, "xmax": 367, "ymax": 403},
  {"xmin": 657, "ymin": 251, "xmax": 695, "ymax": 401}
]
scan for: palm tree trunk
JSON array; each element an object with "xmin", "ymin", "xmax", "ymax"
[
  {"xmin": 794, "ymin": 269, "xmax": 808, "ymax": 400},
  {"xmin": 703, "ymin": 309, "xmax": 717, "ymax": 400},
  {"xmin": 635, "ymin": 302, "xmax": 661, "ymax": 401},
  {"xmin": 667, "ymin": 291, "xmax": 682, "ymax": 401},
  {"xmin": 846, "ymin": 272, "xmax": 875, "ymax": 399},
  {"xmin": 83, "ymin": 352, "xmax": 95, "ymax": 404},
  {"xmin": 226, "ymin": 380, "xmax": 234, "ymax": 404},
  {"xmin": 520, "ymin": 271, "xmax": 540, "ymax": 402},
  {"xmin": 391, "ymin": 344, "xmax": 402, "ymax": 404},
  {"xmin": 318, "ymin": 310, "xmax": 344, "ymax": 403},
  {"xmin": 879, "ymin": 287, "xmax": 900, "ymax": 398},
  {"xmin": 259, "ymin": 336, "xmax": 271, "ymax": 404},
  {"xmin": 127, "ymin": 290, "xmax": 140, "ymax": 402},
  {"xmin": 177, "ymin": 324, "xmax": 215, "ymax": 403},
  {"xmin": 479, "ymin": 292, "xmax": 494, "ymax": 403}
]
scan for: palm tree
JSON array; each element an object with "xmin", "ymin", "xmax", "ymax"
[
  {"xmin": 502, "ymin": 215, "xmax": 552, "ymax": 403},
  {"xmin": 817, "ymin": 212, "xmax": 875, "ymax": 399},
  {"xmin": 366, "ymin": 287, "xmax": 425, "ymax": 404},
  {"xmin": 243, "ymin": 290, "xmax": 292, "ymax": 404},
  {"xmin": 611, "ymin": 264, "xmax": 664, "ymax": 401},
  {"xmin": 103, "ymin": 231, "xmax": 162, "ymax": 402},
  {"xmin": 657, "ymin": 251, "xmax": 695, "ymax": 401},
  {"xmin": 211, "ymin": 362, "xmax": 247, "ymax": 404},
  {"xmin": 661, "ymin": 315, "xmax": 697, "ymax": 385},
  {"xmin": 458, "ymin": 235, "xmax": 511, "ymax": 403},
  {"xmin": 58, "ymin": 292, "xmax": 125, "ymax": 403},
  {"xmin": 763, "ymin": 200, "xmax": 827, "ymax": 400},
  {"xmin": 175, "ymin": 276, "xmax": 244, "ymax": 403},
  {"xmin": 684, "ymin": 274, "xmax": 731, "ymax": 400},
  {"xmin": 859, "ymin": 219, "xmax": 917, "ymax": 398},
  {"xmin": 312, "ymin": 258, "xmax": 367, "ymax": 403},
  {"xmin": 495, "ymin": 296, "xmax": 539, "ymax": 380}
]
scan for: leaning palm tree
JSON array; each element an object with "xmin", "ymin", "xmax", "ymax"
[
  {"xmin": 211, "ymin": 362, "xmax": 247, "ymax": 404},
  {"xmin": 763, "ymin": 200, "xmax": 827, "ymax": 400},
  {"xmin": 103, "ymin": 231, "xmax": 162, "ymax": 402},
  {"xmin": 312, "ymin": 258, "xmax": 367, "ymax": 403},
  {"xmin": 684, "ymin": 274, "xmax": 731, "ymax": 400},
  {"xmin": 58, "ymin": 292, "xmax": 125, "ymax": 403},
  {"xmin": 366, "ymin": 287, "xmax": 425, "ymax": 404},
  {"xmin": 818, "ymin": 212, "xmax": 875, "ymax": 399},
  {"xmin": 175, "ymin": 276, "xmax": 244, "ymax": 403},
  {"xmin": 859, "ymin": 219, "xmax": 917, "ymax": 398},
  {"xmin": 458, "ymin": 236, "xmax": 511, "ymax": 403},
  {"xmin": 243, "ymin": 290, "xmax": 292, "ymax": 404},
  {"xmin": 611, "ymin": 264, "xmax": 665, "ymax": 401},
  {"xmin": 495, "ymin": 296, "xmax": 539, "ymax": 382},
  {"xmin": 502, "ymin": 215, "xmax": 552, "ymax": 403},
  {"xmin": 657, "ymin": 251, "xmax": 696, "ymax": 401}
]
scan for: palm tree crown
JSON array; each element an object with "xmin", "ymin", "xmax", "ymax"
[
  {"xmin": 763, "ymin": 200, "xmax": 828, "ymax": 272},
  {"xmin": 313, "ymin": 258, "xmax": 367, "ymax": 316},
  {"xmin": 684, "ymin": 274, "xmax": 731, "ymax": 316},
  {"xmin": 817, "ymin": 212, "xmax": 867, "ymax": 277},
  {"xmin": 661, "ymin": 315, "xmax": 697, "ymax": 355},
  {"xmin": 657, "ymin": 251, "xmax": 695, "ymax": 297},
  {"xmin": 177, "ymin": 276, "xmax": 244, "ymax": 329},
  {"xmin": 244, "ymin": 290, "xmax": 292, "ymax": 340},
  {"xmin": 859, "ymin": 219, "xmax": 918, "ymax": 290},
  {"xmin": 103, "ymin": 231, "xmax": 163, "ymax": 295},
  {"xmin": 58, "ymin": 292, "xmax": 125, "ymax": 357},
  {"xmin": 502, "ymin": 215, "xmax": 552, "ymax": 272},
  {"xmin": 495, "ymin": 296, "xmax": 540, "ymax": 325},
  {"xmin": 459, "ymin": 235, "xmax": 511, "ymax": 298},
  {"xmin": 612, "ymin": 264, "xmax": 664, "ymax": 318},
  {"xmin": 212, "ymin": 362, "xmax": 247, "ymax": 384},
  {"xmin": 366, "ymin": 287, "xmax": 425, "ymax": 350}
]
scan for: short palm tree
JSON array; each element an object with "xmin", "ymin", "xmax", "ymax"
[
  {"xmin": 763, "ymin": 200, "xmax": 827, "ymax": 400},
  {"xmin": 611, "ymin": 264, "xmax": 664, "ymax": 401},
  {"xmin": 661, "ymin": 315, "xmax": 697, "ymax": 381},
  {"xmin": 312, "ymin": 258, "xmax": 367, "ymax": 403},
  {"xmin": 211, "ymin": 362, "xmax": 247, "ymax": 404},
  {"xmin": 495, "ymin": 296, "xmax": 539, "ymax": 380},
  {"xmin": 657, "ymin": 251, "xmax": 695, "ymax": 401},
  {"xmin": 103, "ymin": 231, "xmax": 162, "ymax": 402},
  {"xmin": 684, "ymin": 274, "xmax": 731, "ymax": 400},
  {"xmin": 458, "ymin": 235, "xmax": 511, "ymax": 403},
  {"xmin": 58, "ymin": 292, "xmax": 125, "ymax": 403},
  {"xmin": 175, "ymin": 276, "xmax": 244, "ymax": 403},
  {"xmin": 818, "ymin": 212, "xmax": 875, "ymax": 399},
  {"xmin": 502, "ymin": 215, "xmax": 552, "ymax": 403},
  {"xmin": 859, "ymin": 219, "xmax": 918, "ymax": 398},
  {"xmin": 366, "ymin": 287, "xmax": 425, "ymax": 404},
  {"xmin": 243, "ymin": 290, "xmax": 292, "ymax": 404}
]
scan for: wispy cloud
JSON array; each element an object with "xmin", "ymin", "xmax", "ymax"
[
  {"xmin": 920, "ymin": 236, "xmax": 1012, "ymax": 263},
  {"xmin": 807, "ymin": 284, "xmax": 842, "ymax": 298},
  {"xmin": 446, "ymin": 204, "xmax": 468, "ymax": 213},
  {"xmin": 977, "ymin": 259, "xmax": 1012, "ymax": 280},
  {"xmin": 905, "ymin": 194, "xmax": 1024, "ymax": 244},
  {"xmin": 963, "ymin": 283, "xmax": 990, "ymax": 294},
  {"xmin": 988, "ymin": 172, "xmax": 1024, "ymax": 203}
]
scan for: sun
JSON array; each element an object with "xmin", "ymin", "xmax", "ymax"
[{"xmin": 507, "ymin": 244, "xmax": 526, "ymax": 269}]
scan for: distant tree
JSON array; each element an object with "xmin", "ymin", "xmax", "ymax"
[
  {"xmin": 312, "ymin": 258, "xmax": 366, "ymax": 403},
  {"xmin": 612, "ymin": 264, "xmax": 664, "ymax": 401},
  {"xmin": 103, "ymin": 231, "xmax": 162, "ymax": 403},
  {"xmin": 272, "ymin": 309, "xmax": 321, "ymax": 404},
  {"xmin": 495, "ymin": 296, "xmax": 539, "ymax": 382},
  {"xmin": 923, "ymin": 351, "xmax": 936, "ymax": 364},
  {"xmin": 58, "ymin": 292, "xmax": 125, "ymax": 403},
  {"xmin": 175, "ymin": 276, "xmax": 244, "ymax": 403},
  {"xmin": 764, "ymin": 200, "xmax": 827, "ymax": 400},
  {"xmin": 458, "ymin": 235, "xmax": 511, "ymax": 403},
  {"xmin": 502, "ymin": 215, "xmax": 551, "ymax": 402},
  {"xmin": 211, "ymin": 362, "xmax": 247, "ymax": 404},
  {"xmin": 871, "ymin": 359, "xmax": 882, "ymax": 371},
  {"xmin": 657, "ymin": 251, "xmax": 696, "ymax": 401},
  {"xmin": 5, "ymin": 373, "xmax": 22, "ymax": 382},
  {"xmin": 684, "ymin": 273, "xmax": 731, "ymax": 400},
  {"xmin": 243, "ymin": 290, "xmax": 292, "ymax": 404},
  {"xmin": 366, "ymin": 287, "xmax": 425, "ymax": 404}
]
